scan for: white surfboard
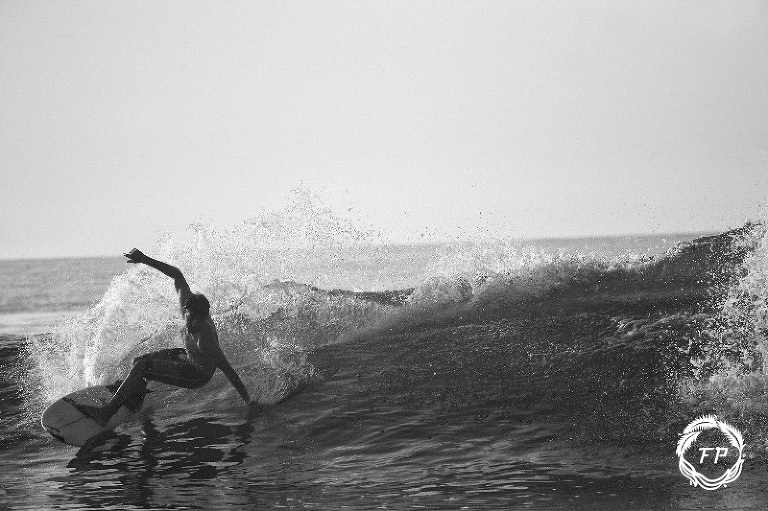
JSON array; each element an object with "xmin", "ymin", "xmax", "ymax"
[{"xmin": 41, "ymin": 385, "xmax": 144, "ymax": 447}]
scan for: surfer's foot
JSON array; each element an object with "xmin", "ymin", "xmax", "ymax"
[{"xmin": 73, "ymin": 403, "xmax": 111, "ymax": 427}]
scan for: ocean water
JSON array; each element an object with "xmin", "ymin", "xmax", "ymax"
[{"xmin": 2, "ymin": 207, "xmax": 768, "ymax": 509}]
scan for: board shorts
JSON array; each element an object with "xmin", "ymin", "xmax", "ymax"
[{"xmin": 137, "ymin": 348, "xmax": 215, "ymax": 389}]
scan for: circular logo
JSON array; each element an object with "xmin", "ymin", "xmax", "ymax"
[{"xmin": 676, "ymin": 415, "xmax": 745, "ymax": 490}]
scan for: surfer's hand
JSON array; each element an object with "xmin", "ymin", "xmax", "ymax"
[{"xmin": 124, "ymin": 248, "xmax": 146, "ymax": 264}]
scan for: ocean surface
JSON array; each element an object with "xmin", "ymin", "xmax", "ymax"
[{"xmin": 2, "ymin": 216, "xmax": 768, "ymax": 509}]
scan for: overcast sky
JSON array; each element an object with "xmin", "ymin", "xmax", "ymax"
[{"xmin": 2, "ymin": 1, "xmax": 767, "ymax": 259}]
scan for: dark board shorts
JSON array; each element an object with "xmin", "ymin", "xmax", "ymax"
[{"xmin": 138, "ymin": 348, "xmax": 215, "ymax": 389}]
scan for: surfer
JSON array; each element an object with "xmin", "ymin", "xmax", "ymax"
[{"xmin": 77, "ymin": 248, "xmax": 251, "ymax": 426}]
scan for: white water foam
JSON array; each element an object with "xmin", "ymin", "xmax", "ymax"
[{"xmin": 25, "ymin": 190, "xmax": 386, "ymax": 406}]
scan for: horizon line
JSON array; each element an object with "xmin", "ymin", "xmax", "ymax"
[{"xmin": 0, "ymin": 228, "xmax": 725, "ymax": 263}]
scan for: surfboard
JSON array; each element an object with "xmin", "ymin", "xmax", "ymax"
[{"xmin": 41, "ymin": 384, "xmax": 145, "ymax": 447}]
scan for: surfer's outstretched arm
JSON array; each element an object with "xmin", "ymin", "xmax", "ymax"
[
  {"xmin": 124, "ymin": 248, "xmax": 192, "ymax": 305},
  {"xmin": 216, "ymin": 353, "xmax": 251, "ymax": 402}
]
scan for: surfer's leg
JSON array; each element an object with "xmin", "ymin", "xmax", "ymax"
[
  {"xmin": 102, "ymin": 357, "xmax": 150, "ymax": 415},
  {"xmin": 143, "ymin": 355, "xmax": 213, "ymax": 389},
  {"xmin": 75, "ymin": 357, "xmax": 150, "ymax": 426},
  {"xmin": 76, "ymin": 349, "xmax": 210, "ymax": 426}
]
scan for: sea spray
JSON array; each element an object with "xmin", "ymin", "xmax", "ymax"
[
  {"xmin": 675, "ymin": 222, "xmax": 768, "ymax": 456},
  {"xmin": 408, "ymin": 237, "xmax": 654, "ymax": 307},
  {"xmin": 22, "ymin": 190, "xmax": 391, "ymax": 411},
  {"xmin": 718, "ymin": 222, "xmax": 768, "ymax": 365},
  {"xmin": 339, "ymin": 237, "xmax": 661, "ymax": 344}
]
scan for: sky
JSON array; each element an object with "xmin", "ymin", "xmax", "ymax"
[{"xmin": 1, "ymin": 0, "xmax": 767, "ymax": 259}]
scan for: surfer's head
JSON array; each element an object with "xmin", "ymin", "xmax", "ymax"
[{"xmin": 183, "ymin": 293, "xmax": 210, "ymax": 332}]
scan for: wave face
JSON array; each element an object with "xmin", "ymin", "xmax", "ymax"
[{"xmin": 6, "ymin": 194, "xmax": 768, "ymax": 509}]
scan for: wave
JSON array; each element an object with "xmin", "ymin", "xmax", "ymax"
[
  {"xmin": 11, "ymin": 190, "xmax": 767, "ymax": 459},
  {"xmin": 321, "ymin": 223, "xmax": 768, "ymax": 451}
]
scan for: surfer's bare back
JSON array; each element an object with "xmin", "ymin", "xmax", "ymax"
[{"xmin": 78, "ymin": 249, "xmax": 251, "ymax": 426}]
